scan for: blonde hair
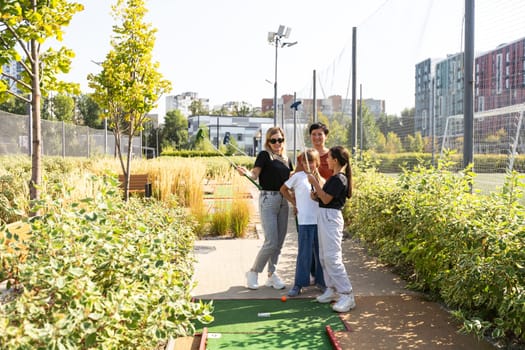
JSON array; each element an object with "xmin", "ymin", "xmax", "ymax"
[
  {"xmin": 300, "ymin": 148, "xmax": 323, "ymax": 185},
  {"xmin": 264, "ymin": 127, "xmax": 286, "ymax": 155}
]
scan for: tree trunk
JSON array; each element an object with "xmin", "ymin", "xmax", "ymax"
[{"xmin": 29, "ymin": 37, "xmax": 42, "ymax": 213}]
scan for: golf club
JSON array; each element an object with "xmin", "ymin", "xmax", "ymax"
[{"xmin": 206, "ymin": 138, "xmax": 262, "ymax": 190}]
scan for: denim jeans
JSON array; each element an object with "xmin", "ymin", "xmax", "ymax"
[
  {"xmin": 251, "ymin": 191, "xmax": 289, "ymax": 274},
  {"xmin": 294, "ymin": 224, "xmax": 325, "ymax": 288}
]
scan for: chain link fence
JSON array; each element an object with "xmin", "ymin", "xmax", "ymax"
[{"xmin": 0, "ymin": 111, "xmax": 141, "ymax": 158}]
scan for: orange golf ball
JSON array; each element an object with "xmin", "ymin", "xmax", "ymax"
[{"xmin": 281, "ymin": 295, "xmax": 287, "ymax": 302}]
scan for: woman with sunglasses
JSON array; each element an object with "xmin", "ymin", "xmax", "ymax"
[{"xmin": 237, "ymin": 126, "xmax": 293, "ymax": 290}]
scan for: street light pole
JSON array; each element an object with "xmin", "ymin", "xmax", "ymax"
[
  {"xmin": 273, "ymin": 38, "xmax": 278, "ymax": 127},
  {"xmin": 268, "ymin": 25, "xmax": 297, "ymax": 127}
]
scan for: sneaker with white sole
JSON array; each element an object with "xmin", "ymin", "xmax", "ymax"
[
  {"xmin": 287, "ymin": 285, "xmax": 302, "ymax": 297},
  {"xmin": 316, "ymin": 287, "xmax": 339, "ymax": 303},
  {"xmin": 246, "ymin": 271, "xmax": 259, "ymax": 290},
  {"xmin": 265, "ymin": 273, "xmax": 285, "ymax": 289},
  {"xmin": 332, "ymin": 293, "xmax": 356, "ymax": 313}
]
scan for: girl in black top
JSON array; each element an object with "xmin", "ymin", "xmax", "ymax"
[{"xmin": 307, "ymin": 146, "xmax": 356, "ymax": 313}]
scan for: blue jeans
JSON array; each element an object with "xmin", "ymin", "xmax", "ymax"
[
  {"xmin": 251, "ymin": 191, "xmax": 289, "ymax": 274},
  {"xmin": 294, "ymin": 224, "xmax": 325, "ymax": 288}
]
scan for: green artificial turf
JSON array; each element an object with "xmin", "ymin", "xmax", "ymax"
[{"xmin": 194, "ymin": 299, "xmax": 345, "ymax": 349}]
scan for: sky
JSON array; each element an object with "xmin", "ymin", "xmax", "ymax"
[{"xmin": 60, "ymin": 0, "xmax": 525, "ymax": 118}]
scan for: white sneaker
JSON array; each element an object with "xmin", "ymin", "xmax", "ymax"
[
  {"xmin": 246, "ymin": 271, "xmax": 259, "ymax": 290},
  {"xmin": 332, "ymin": 293, "xmax": 356, "ymax": 312},
  {"xmin": 316, "ymin": 287, "xmax": 339, "ymax": 303},
  {"xmin": 265, "ymin": 272, "xmax": 285, "ymax": 290}
]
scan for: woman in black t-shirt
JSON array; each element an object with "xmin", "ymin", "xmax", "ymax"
[{"xmin": 237, "ymin": 127, "xmax": 292, "ymax": 290}]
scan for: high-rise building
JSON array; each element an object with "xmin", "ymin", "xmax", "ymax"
[
  {"xmin": 1, "ymin": 60, "xmax": 24, "ymax": 94},
  {"xmin": 415, "ymin": 53, "xmax": 464, "ymax": 138},
  {"xmin": 475, "ymin": 37, "xmax": 525, "ymax": 111},
  {"xmin": 165, "ymin": 92, "xmax": 210, "ymax": 117},
  {"xmin": 415, "ymin": 58, "xmax": 434, "ymax": 136}
]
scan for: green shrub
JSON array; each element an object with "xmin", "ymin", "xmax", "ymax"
[
  {"xmin": 361, "ymin": 151, "xmax": 525, "ymax": 173},
  {"xmin": 346, "ymin": 159, "xmax": 525, "ymax": 343},
  {"xmin": 230, "ymin": 200, "xmax": 250, "ymax": 238},
  {"xmin": 209, "ymin": 203, "xmax": 231, "ymax": 236},
  {"xmin": 0, "ymin": 176, "xmax": 213, "ymax": 349}
]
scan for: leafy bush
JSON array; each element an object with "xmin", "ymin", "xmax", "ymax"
[
  {"xmin": 346, "ymin": 159, "xmax": 525, "ymax": 344},
  {"xmin": 0, "ymin": 175, "xmax": 213, "ymax": 349}
]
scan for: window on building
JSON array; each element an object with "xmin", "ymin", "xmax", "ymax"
[
  {"xmin": 237, "ymin": 134, "xmax": 243, "ymax": 142},
  {"xmin": 496, "ymin": 53, "xmax": 503, "ymax": 94},
  {"xmin": 478, "ymin": 96, "xmax": 485, "ymax": 111},
  {"xmin": 523, "ymin": 61, "xmax": 525, "ymax": 86}
]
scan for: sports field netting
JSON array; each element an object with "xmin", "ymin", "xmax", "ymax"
[{"xmin": 194, "ymin": 299, "xmax": 347, "ymax": 350}]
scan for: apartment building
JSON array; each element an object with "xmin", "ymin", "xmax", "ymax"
[
  {"xmin": 475, "ymin": 37, "xmax": 525, "ymax": 111},
  {"xmin": 165, "ymin": 92, "xmax": 210, "ymax": 117},
  {"xmin": 1, "ymin": 60, "xmax": 24, "ymax": 94},
  {"xmin": 415, "ymin": 35, "xmax": 525, "ymax": 155}
]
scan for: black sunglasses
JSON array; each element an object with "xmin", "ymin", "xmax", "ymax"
[{"xmin": 269, "ymin": 138, "xmax": 285, "ymax": 144}]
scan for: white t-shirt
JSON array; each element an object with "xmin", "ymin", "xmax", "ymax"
[{"xmin": 284, "ymin": 171, "xmax": 319, "ymax": 225}]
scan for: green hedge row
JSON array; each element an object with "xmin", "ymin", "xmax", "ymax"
[
  {"xmin": 365, "ymin": 152, "xmax": 525, "ymax": 173},
  {"xmin": 162, "ymin": 149, "xmax": 525, "ymax": 173},
  {"xmin": 1, "ymin": 176, "xmax": 213, "ymax": 349},
  {"xmin": 346, "ymin": 162, "xmax": 524, "ymax": 343}
]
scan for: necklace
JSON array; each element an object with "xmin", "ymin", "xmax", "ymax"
[{"xmin": 268, "ymin": 151, "xmax": 288, "ymax": 166}]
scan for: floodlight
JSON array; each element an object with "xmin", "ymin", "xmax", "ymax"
[
  {"xmin": 282, "ymin": 41, "xmax": 298, "ymax": 48},
  {"xmin": 290, "ymin": 101, "xmax": 302, "ymax": 110},
  {"xmin": 267, "ymin": 24, "xmax": 295, "ymax": 126}
]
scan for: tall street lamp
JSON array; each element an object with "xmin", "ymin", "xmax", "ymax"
[{"xmin": 268, "ymin": 25, "xmax": 297, "ymax": 126}]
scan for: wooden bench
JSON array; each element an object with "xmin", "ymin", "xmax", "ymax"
[{"xmin": 118, "ymin": 174, "xmax": 152, "ymax": 197}]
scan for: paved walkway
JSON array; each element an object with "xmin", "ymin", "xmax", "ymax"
[{"xmin": 192, "ymin": 192, "xmax": 496, "ymax": 349}]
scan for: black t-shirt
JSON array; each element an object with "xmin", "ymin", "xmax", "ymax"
[
  {"xmin": 254, "ymin": 151, "xmax": 293, "ymax": 191},
  {"xmin": 319, "ymin": 173, "xmax": 348, "ymax": 209}
]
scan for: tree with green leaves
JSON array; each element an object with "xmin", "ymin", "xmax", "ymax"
[
  {"xmin": 42, "ymin": 93, "xmax": 76, "ymax": 122},
  {"xmin": 88, "ymin": 0, "xmax": 171, "ymax": 200},
  {"xmin": 0, "ymin": 0, "xmax": 83, "ymax": 203},
  {"xmin": 384, "ymin": 131, "xmax": 404, "ymax": 153},
  {"xmin": 192, "ymin": 127, "xmax": 214, "ymax": 151},
  {"xmin": 189, "ymin": 99, "xmax": 208, "ymax": 116},
  {"xmin": 233, "ymin": 102, "xmax": 251, "ymax": 117},
  {"xmin": 406, "ymin": 131, "xmax": 424, "ymax": 152},
  {"xmin": 349, "ymin": 104, "xmax": 380, "ymax": 151},
  {"xmin": 77, "ymin": 93, "xmax": 104, "ymax": 129},
  {"xmin": 163, "ymin": 109, "xmax": 188, "ymax": 150},
  {"xmin": 0, "ymin": 95, "xmax": 28, "ymax": 115}
]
